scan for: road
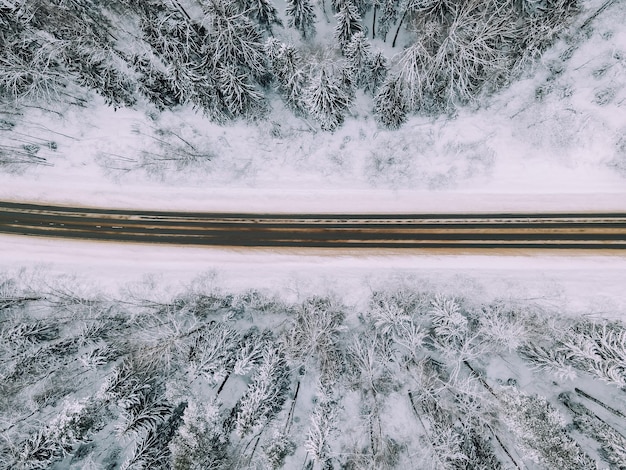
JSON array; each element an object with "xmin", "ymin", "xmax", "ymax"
[{"xmin": 1, "ymin": 201, "xmax": 626, "ymax": 249}]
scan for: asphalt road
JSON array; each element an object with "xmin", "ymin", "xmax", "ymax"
[{"xmin": 1, "ymin": 201, "xmax": 626, "ymax": 249}]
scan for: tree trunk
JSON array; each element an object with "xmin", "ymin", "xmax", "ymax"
[
  {"xmin": 285, "ymin": 380, "xmax": 301, "ymax": 433},
  {"xmin": 575, "ymin": 387, "xmax": 626, "ymax": 419},
  {"xmin": 463, "ymin": 360, "xmax": 497, "ymax": 398},
  {"xmin": 486, "ymin": 424, "xmax": 522, "ymax": 469},
  {"xmin": 172, "ymin": 0, "xmax": 192, "ymax": 20},
  {"xmin": 372, "ymin": 6, "xmax": 377, "ymax": 39},
  {"xmin": 217, "ymin": 372, "xmax": 230, "ymax": 395},
  {"xmin": 392, "ymin": 10, "xmax": 407, "ymax": 48}
]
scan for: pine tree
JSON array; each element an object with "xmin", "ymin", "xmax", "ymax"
[
  {"xmin": 169, "ymin": 400, "xmax": 231, "ymax": 469},
  {"xmin": 376, "ymin": 0, "xmax": 399, "ymax": 41},
  {"xmin": 65, "ymin": 45, "xmax": 137, "ymax": 108},
  {"xmin": 263, "ymin": 430, "xmax": 297, "ymax": 469},
  {"xmin": 217, "ymin": 65, "xmax": 266, "ymax": 119},
  {"xmin": 352, "ymin": 0, "xmax": 373, "ymax": 17},
  {"xmin": 560, "ymin": 393, "xmax": 626, "ymax": 469},
  {"xmin": 500, "ymin": 387, "xmax": 596, "ymax": 469},
  {"xmin": 369, "ymin": 50, "xmax": 388, "ymax": 94},
  {"xmin": 305, "ymin": 67, "xmax": 351, "ymax": 131},
  {"xmin": 331, "ymin": 0, "xmax": 348, "ymax": 13},
  {"xmin": 334, "ymin": 1, "xmax": 363, "ymax": 51},
  {"xmin": 207, "ymin": 1, "xmax": 268, "ymax": 79},
  {"xmin": 248, "ymin": 0, "xmax": 283, "ymax": 33},
  {"xmin": 286, "ymin": 0, "xmax": 317, "ymax": 39},
  {"xmin": 373, "ymin": 75, "xmax": 407, "ymax": 129},
  {"xmin": 235, "ymin": 345, "xmax": 290, "ymax": 437},
  {"xmin": 305, "ymin": 385, "xmax": 338, "ymax": 467},
  {"xmin": 133, "ymin": 56, "xmax": 180, "ymax": 110},
  {"xmin": 265, "ymin": 39, "xmax": 307, "ymax": 113},
  {"xmin": 344, "ymin": 32, "xmax": 373, "ymax": 89}
]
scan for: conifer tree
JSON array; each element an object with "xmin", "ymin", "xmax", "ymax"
[
  {"xmin": 207, "ymin": 1, "xmax": 268, "ymax": 80},
  {"xmin": 306, "ymin": 67, "xmax": 351, "ymax": 131},
  {"xmin": 373, "ymin": 74, "xmax": 407, "ymax": 129},
  {"xmin": 266, "ymin": 39, "xmax": 307, "ymax": 113},
  {"xmin": 334, "ymin": 1, "xmax": 363, "ymax": 51},
  {"xmin": 235, "ymin": 346, "xmax": 290, "ymax": 437},
  {"xmin": 500, "ymin": 388, "xmax": 596, "ymax": 469},
  {"xmin": 248, "ymin": 0, "xmax": 283, "ymax": 33},
  {"xmin": 286, "ymin": 0, "xmax": 317, "ymax": 39},
  {"xmin": 369, "ymin": 50, "xmax": 388, "ymax": 93},
  {"xmin": 218, "ymin": 65, "xmax": 266, "ymax": 119},
  {"xmin": 169, "ymin": 400, "xmax": 231, "ymax": 469},
  {"xmin": 344, "ymin": 32, "xmax": 373, "ymax": 89}
]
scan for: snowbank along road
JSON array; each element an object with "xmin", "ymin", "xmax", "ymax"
[{"xmin": 1, "ymin": 201, "xmax": 626, "ymax": 249}]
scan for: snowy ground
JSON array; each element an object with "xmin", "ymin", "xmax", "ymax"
[{"xmin": 2, "ymin": 233, "xmax": 626, "ymax": 320}]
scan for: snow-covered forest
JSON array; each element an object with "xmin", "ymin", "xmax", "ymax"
[
  {"xmin": 0, "ymin": 0, "xmax": 582, "ymax": 131},
  {"xmin": 1, "ymin": 271, "xmax": 625, "ymax": 469},
  {"xmin": 1, "ymin": 0, "xmax": 624, "ymax": 196}
]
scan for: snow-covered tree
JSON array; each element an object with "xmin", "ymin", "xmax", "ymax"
[
  {"xmin": 232, "ymin": 330, "xmax": 266, "ymax": 376},
  {"xmin": 334, "ymin": 1, "xmax": 363, "ymax": 51},
  {"xmin": 284, "ymin": 297, "xmax": 346, "ymax": 378},
  {"xmin": 519, "ymin": 341, "xmax": 577, "ymax": 380},
  {"xmin": 6, "ymin": 397, "xmax": 106, "ymax": 469},
  {"xmin": 352, "ymin": 0, "xmax": 373, "ymax": 17},
  {"xmin": 562, "ymin": 321, "xmax": 626, "ymax": 388},
  {"xmin": 305, "ymin": 67, "xmax": 352, "ymax": 131},
  {"xmin": 265, "ymin": 39, "xmax": 308, "ymax": 113},
  {"xmin": 263, "ymin": 430, "xmax": 297, "ymax": 469},
  {"xmin": 286, "ymin": 0, "xmax": 317, "ymax": 39},
  {"xmin": 133, "ymin": 56, "xmax": 180, "ymax": 110},
  {"xmin": 234, "ymin": 345, "xmax": 290, "ymax": 437},
  {"xmin": 373, "ymin": 74, "xmax": 407, "ymax": 129},
  {"xmin": 520, "ymin": 321, "xmax": 626, "ymax": 388},
  {"xmin": 305, "ymin": 385, "xmax": 338, "ymax": 468},
  {"xmin": 560, "ymin": 393, "xmax": 626, "ymax": 469},
  {"xmin": 499, "ymin": 387, "xmax": 595, "ymax": 469},
  {"xmin": 218, "ymin": 65, "xmax": 266, "ymax": 119},
  {"xmin": 247, "ymin": 0, "xmax": 283, "ymax": 33},
  {"xmin": 169, "ymin": 399, "xmax": 231, "ymax": 469},
  {"xmin": 368, "ymin": 50, "xmax": 388, "ymax": 93},
  {"xmin": 396, "ymin": 41, "xmax": 430, "ymax": 111},
  {"xmin": 344, "ymin": 32, "xmax": 372, "ymax": 88},
  {"xmin": 65, "ymin": 45, "xmax": 137, "ymax": 108},
  {"xmin": 186, "ymin": 323, "xmax": 239, "ymax": 386},
  {"xmin": 206, "ymin": 1, "xmax": 268, "ymax": 79},
  {"xmin": 116, "ymin": 385, "xmax": 173, "ymax": 437}
]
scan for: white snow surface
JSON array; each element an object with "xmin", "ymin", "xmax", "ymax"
[{"xmin": 2, "ymin": 233, "xmax": 625, "ymax": 321}]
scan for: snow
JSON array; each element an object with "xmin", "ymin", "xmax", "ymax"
[{"xmin": 1, "ymin": 232, "xmax": 625, "ymax": 323}]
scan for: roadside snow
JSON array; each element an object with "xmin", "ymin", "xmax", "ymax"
[{"xmin": 1, "ymin": 233, "xmax": 625, "ymax": 320}]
